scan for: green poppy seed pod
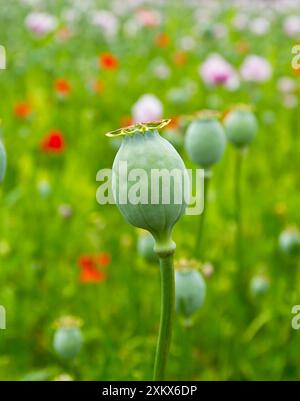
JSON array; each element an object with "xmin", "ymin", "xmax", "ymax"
[
  {"xmin": 108, "ymin": 120, "xmax": 189, "ymax": 257},
  {"xmin": 223, "ymin": 106, "xmax": 258, "ymax": 148},
  {"xmin": 137, "ymin": 231, "xmax": 158, "ymax": 263},
  {"xmin": 53, "ymin": 317, "xmax": 82, "ymax": 360},
  {"xmin": 250, "ymin": 275, "xmax": 269, "ymax": 297},
  {"xmin": 279, "ymin": 227, "xmax": 300, "ymax": 256},
  {"xmin": 175, "ymin": 260, "xmax": 206, "ymax": 318},
  {"xmin": 0, "ymin": 139, "xmax": 6, "ymax": 183},
  {"xmin": 184, "ymin": 111, "xmax": 226, "ymax": 168}
]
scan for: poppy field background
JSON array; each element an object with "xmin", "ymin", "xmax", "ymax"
[{"xmin": 1, "ymin": 0, "xmax": 300, "ymax": 380}]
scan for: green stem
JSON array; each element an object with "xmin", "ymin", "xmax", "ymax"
[
  {"xmin": 194, "ymin": 173, "xmax": 210, "ymax": 258},
  {"xmin": 153, "ymin": 254, "xmax": 175, "ymax": 381},
  {"xmin": 235, "ymin": 150, "xmax": 244, "ymax": 271},
  {"xmin": 180, "ymin": 323, "xmax": 192, "ymax": 380}
]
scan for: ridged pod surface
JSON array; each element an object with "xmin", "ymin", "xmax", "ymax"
[{"xmin": 111, "ymin": 128, "xmax": 189, "ymax": 256}]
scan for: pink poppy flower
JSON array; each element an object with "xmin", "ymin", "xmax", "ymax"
[
  {"xmin": 25, "ymin": 12, "xmax": 57, "ymax": 37},
  {"xmin": 132, "ymin": 94, "xmax": 163, "ymax": 123},
  {"xmin": 283, "ymin": 15, "xmax": 300, "ymax": 36},
  {"xmin": 199, "ymin": 54, "xmax": 238, "ymax": 88},
  {"xmin": 240, "ymin": 55, "xmax": 272, "ymax": 82}
]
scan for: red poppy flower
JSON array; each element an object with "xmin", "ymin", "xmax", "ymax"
[
  {"xmin": 40, "ymin": 130, "xmax": 65, "ymax": 153},
  {"xmin": 99, "ymin": 53, "xmax": 118, "ymax": 70},
  {"xmin": 54, "ymin": 78, "xmax": 71, "ymax": 96},
  {"xmin": 14, "ymin": 102, "xmax": 32, "ymax": 119},
  {"xmin": 120, "ymin": 116, "xmax": 133, "ymax": 127},
  {"xmin": 77, "ymin": 255, "xmax": 96, "ymax": 270},
  {"xmin": 155, "ymin": 32, "xmax": 170, "ymax": 48},
  {"xmin": 80, "ymin": 266, "xmax": 106, "ymax": 283},
  {"xmin": 97, "ymin": 252, "xmax": 111, "ymax": 267}
]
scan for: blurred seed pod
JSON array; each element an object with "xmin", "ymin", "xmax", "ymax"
[
  {"xmin": 250, "ymin": 275, "xmax": 269, "ymax": 297},
  {"xmin": 0, "ymin": 138, "xmax": 6, "ymax": 183},
  {"xmin": 279, "ymin": 227, "xmax": 300, "ymax": 256},
  {"xmin": 223, "ymin": 105, "xmax": 258, "ymax": 148},
  {"xmin": 175, "ymin": 259, "xmax": 206, "ymax": 320},
  {"xmin": 53, "ymin": 373, "xmax": 74, "ymax": 381},
  {"xmin": 184, "ymin": 110, "xmax": 226, "ymax": 168},
  {"xmin": 137, "ymin": 230, "xmax": 158, "ymax": 263},
  {"xmin": 53, "ymin": 316, "xmax": 83, "ymax": 360}
]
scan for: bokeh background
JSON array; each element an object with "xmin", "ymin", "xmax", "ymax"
[{"xmin": 0, "ymin": 0, "xmax": 300, "ymax": 380}]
